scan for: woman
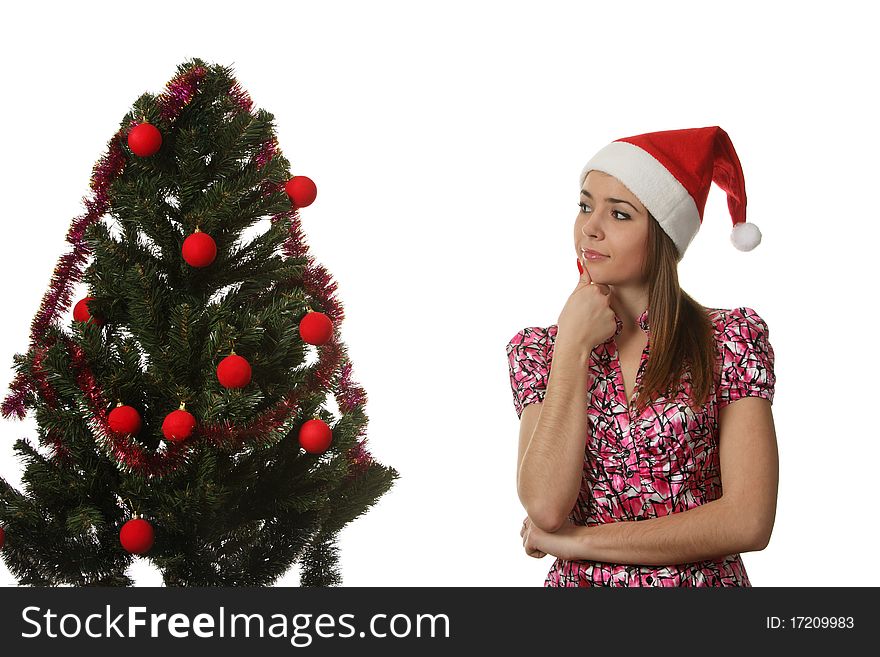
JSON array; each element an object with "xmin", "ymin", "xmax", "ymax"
[{"xmin": 507, "ymin": 126, "xmax": 778, "ymax": 586}]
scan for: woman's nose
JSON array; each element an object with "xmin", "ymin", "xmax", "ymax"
[{"xmin": 580, "ymin": 210, "xmax": 601, "ymax": 237}]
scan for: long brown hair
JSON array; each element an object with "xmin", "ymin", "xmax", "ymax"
[{"xmin": 632, "ymin": 211, "xmax": 717, "ymax": 415}]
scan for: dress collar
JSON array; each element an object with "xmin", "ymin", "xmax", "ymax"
[
  {"xmin": 638, "ymin": 306, "xmax": 650, "ymax": 333},
  {"xmin": 605, "ymin": 305, "xmax": 650, "ymax": 343}
]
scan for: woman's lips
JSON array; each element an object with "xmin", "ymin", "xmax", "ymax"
[{"xmin": 582, "ymin": 249, "xmax": 609, "ymax": 261}]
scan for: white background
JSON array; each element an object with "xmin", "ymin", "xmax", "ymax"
[{"xmin": 1, "ymin": 0, "xmax": 877, "ymax": 587}]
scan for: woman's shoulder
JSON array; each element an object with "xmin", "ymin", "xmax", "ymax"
[
  {"xmin": 505, "ymin": 324, "xmax": 558, "ymax": 360},
  {"xmin": 706, "ymin": 306, "xmax": 770, "ymax": 332},
  {"xmin": 705, "ymin": 306, "xmax": 772, "ymax": 347},
  {"xmin": 507, "ymin": 323, "xmax": 557, "ymax": 343}
]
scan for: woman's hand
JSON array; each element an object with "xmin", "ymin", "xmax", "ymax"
[
  {"xmin": 521, "ymin": 515, "xmax": 585, "ymax": 561},
  {"xmin": 555, "ymin": 263, "xmax": 617, "ymax": 357},
  {"xmin": 521, "ymin": 516, "xmax": 547, "ymax": 558}
]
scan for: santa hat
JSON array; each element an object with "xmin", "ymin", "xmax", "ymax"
[{"xmin": 580, "ymin": 126, "xmax": 760, "ymax": 261}]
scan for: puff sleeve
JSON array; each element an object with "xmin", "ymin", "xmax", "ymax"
[
  {"xmin": 506, "ymin": 326, "xmax": 553, "ymax": 420},
  {"xmin": 716, "ymin": 307, "xmax": 776, "ymax": 408}
]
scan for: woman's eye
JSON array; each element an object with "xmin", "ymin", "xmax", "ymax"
[{"xmin": 578, "ymin": 202, "xmax": 629, "ymax": 220}]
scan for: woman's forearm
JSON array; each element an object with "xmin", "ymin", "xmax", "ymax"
[
  {"xmin": 544, "ymin": 497, "xmax": 760, "ymax": 565},
  {"xmin": 517, "ymin": 343, "xmax": 592, "ymax": 532}
]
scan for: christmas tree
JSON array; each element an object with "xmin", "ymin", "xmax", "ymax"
[{"xmin": 0, "ymin": 58, "xmax": 398, "ymax": 586}]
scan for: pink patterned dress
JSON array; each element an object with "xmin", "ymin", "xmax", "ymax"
[{"xmin": 506, "ymin": 306, "xmax": 775, "ymax": 587}]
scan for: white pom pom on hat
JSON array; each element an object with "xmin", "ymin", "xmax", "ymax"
[
  {"xmin": 580, "ymin": 126, "xmax": 759, "ymax": 261},
  {"xmin": 731, "ymin": 220, "xmax": 761, "ymax": 251}
]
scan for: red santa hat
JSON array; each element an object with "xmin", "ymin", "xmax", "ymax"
[{"xmin": 580, "ymin": 126, "xmax": 760, "ymax": 261}]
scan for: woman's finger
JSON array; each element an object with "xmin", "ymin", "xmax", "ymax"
[
  {"xmin": 578, "ymin": 258, "xmax": 613, "ymax": 294},
  {"xmin": 581, "ymin": 261, "xmax": 593, "ymax": 286}
]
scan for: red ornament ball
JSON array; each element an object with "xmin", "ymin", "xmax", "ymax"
[
  {"xmin": 217, "ymin": 353, "xmax": 252, "ymax": 389},
  {"xmin": 119, "ymin": 518, "xmax": 154, "ymax": 554},
  {"xmin": 108, "ymin": 404, "xmax": 142, "ymax": 436},
  {"xmin": 182, "ymin": 230, "xmax": 217, "ymax": 267},
  {"xmin": 285, "ymin": 175, "xmax": 317, "ymax": 208},
  {"xmin": 298, "ymin": 418, "xmax": 333, "ymax": 454},
  {"xmin": 0, "ymin": 526, "xmax": 5, "ymax": 549},
  {"xmin": 299, "ymin": 311, "xmax": 333, "ymax": 345},
  {"xmin": 162, "ymin": 408, "xmax": 196, "ymax": 442},
  {"xmin": 73, "ymin": 296, "xmax": 103, "ymax": 326},
  {"xmin": 127, "ymin": 122, "xmax": 163, "ymax": 157}
]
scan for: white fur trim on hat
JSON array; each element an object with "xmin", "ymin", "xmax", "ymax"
[{"xmin": 580, "ymin": 141, "xmax": 702, "ymax": 260}]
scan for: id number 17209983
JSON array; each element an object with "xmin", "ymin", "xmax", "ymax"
[{"xmin": 765, "ymin": 616, "xmax": 854, "ymax": 630}]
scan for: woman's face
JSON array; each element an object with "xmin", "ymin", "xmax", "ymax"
[{"xmin": 574, "ymin": 170, "xmax": 650, "ymax": 284}]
